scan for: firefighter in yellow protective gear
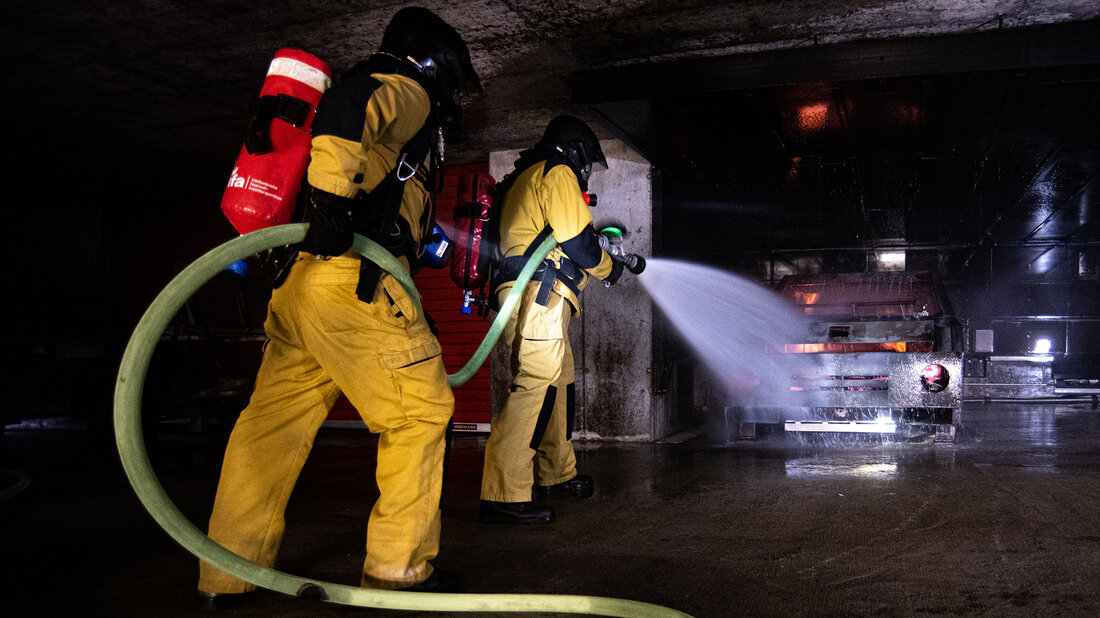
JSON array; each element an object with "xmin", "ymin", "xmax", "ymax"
[
  {"xmin": 480, "ymin": 116, "xmax": 638, "ymax": 525},
  {"xmin": 198, "ymin": 7, "xmax": 480, "ymax": 602}
]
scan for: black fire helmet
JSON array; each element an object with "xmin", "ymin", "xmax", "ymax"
[
  {"xmin": 380, "ymin": 6, "xmax": 482, "ymax": 97},
  {"xmin": 536, "ymin": 115, "xmax": 608, "ymax": 189}
]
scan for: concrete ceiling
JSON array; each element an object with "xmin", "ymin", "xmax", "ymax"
[{"xmin": 4, "ymin": 1, "xmax": 1100, "ymax": 279}]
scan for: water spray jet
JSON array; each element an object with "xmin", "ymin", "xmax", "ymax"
[{"xmin": 637, "ymin": 259, "xmax": 824, "ymax": 427}]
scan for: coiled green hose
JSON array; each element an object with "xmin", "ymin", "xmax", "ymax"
[{"xmin": 113, "ymin": 223, "xmax": 690, "ymax": 616}]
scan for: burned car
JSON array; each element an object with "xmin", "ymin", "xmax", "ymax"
[{"xmin": 751, "ymin": 271, "xmax": 963, "ymax": 442}]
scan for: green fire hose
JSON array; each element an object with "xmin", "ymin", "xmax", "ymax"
[
  {"xmin": 444, "ymin": 230, "xmax": 550, "ymax": 387},
  {"xmin": 113, "ymin": 223, "xmax": 690, "ymax": 617}
]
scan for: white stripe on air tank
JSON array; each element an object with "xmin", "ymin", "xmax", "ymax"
[{"xmin": 267, "ymin": 57, "xmax": 332, "ymax": 93}]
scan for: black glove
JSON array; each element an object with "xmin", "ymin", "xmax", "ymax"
[
  {"xmin": 605, "ymin": 259, "xmax": 625, "ymax": 285},
  {"xmin": 300, "ymin": 188, "xmax": 355, "ymax": 257}
]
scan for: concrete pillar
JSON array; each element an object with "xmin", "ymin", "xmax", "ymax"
[{"xmin": 489, "ymin": 139, "xmax": 668, "ymax": 441}]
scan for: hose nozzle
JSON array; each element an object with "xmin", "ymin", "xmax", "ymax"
[
  {"xmin": 622, "ymin": 253, "xmax": 646, "ymax": 274},
  {"xmin": 598, "ymin": 225, "xmax": 646, "ymax": 275}
]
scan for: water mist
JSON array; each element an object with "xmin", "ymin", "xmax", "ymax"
[{"xmin": 638, "ymin": 258, "xmax": 824, "ymax": 420}]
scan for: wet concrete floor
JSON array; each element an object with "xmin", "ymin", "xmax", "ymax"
[{"xmin": 3, "ymin": 400, "xmax": 1100, "ymax": 617}]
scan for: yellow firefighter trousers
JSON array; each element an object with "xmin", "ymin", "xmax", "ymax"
[
  {"xmin": 198, "ymin": 253, "xmax": 454, "ymax": 593},
  {"xmin": 481, "ymin": 283, "xmax": 578, "ymax": 502}
]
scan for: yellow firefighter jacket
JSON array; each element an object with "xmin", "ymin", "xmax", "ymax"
[
  {"xmin": 495, "ymin": 159, "xmax": 616, "ymax": 313},
  {"xmin": 307, "ymin": 68, "xmax": 434, "ymax": 273}
]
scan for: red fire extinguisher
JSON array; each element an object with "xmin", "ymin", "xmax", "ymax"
[
  {"xmin": 450, "ymin": 171, "xmax": 496, "ymax": 315},
  {"xmin": 221, "ymin": 49, "xmax": 332, "ymax": 235}
]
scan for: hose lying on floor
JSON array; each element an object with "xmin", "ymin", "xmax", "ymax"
[{"xmin": 113, "ymin": 223, "xmax": 690, "ymax": 617}]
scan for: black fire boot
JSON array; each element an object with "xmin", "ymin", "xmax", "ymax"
[
  {"xmin": 536, "ymin": 474, "xmax": 594, "ymax": 498},
  {"xmin": 198, "ymin": 590, "xmax": 254, "ymax": 611},
  {"xmin": 479, "ymin": 500, "xmax": 555, "ymax": 524}
]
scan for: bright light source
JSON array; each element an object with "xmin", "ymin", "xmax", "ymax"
[
  {"xmin": 875, "ymin": 250, "xmax": 905, "ymax": 272},
  {"xmin": 1033, "ymin": 338, "xmax": 1052, "ymax": 354}
]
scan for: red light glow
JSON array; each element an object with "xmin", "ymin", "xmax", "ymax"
[{"xmin": 798, "ymin": 103, "xmax": 829, "ymax": 132}]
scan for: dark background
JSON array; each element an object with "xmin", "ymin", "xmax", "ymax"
[{"xmin": 2, "ymin": 2, "xmax": 1098, "ymax": 429}]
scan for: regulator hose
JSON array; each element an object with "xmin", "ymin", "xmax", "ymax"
[{"xmin": 113, "ymin": 223, "xmax": 689, "ymax": 617}]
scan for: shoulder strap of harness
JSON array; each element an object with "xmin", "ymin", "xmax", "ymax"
[
  {"xmin": 350, "ymin": 54, "xmax": 444, "ymax": 303},
  {"xmin": 489, "ymin": 153, "xmax": 589, "ymax": 309}
]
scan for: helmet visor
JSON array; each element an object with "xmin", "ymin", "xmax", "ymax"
[{"xmin": 578, "ymin": 140, "xmax": 607, "ymax": 173}]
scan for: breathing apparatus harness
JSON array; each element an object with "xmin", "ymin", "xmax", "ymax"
[
  {"xmin": 486, "ymin": 116, "xmax": 644, "ymax": 308},
  {"xmin": 489, "ymin": 149, "xmax": 592, "ymax": 309},
  {"xmin": 288, "ymin": 52, "xmax": 448, "ymax": 302}
]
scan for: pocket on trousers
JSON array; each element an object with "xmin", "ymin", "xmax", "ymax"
[
  {"xmin": 390, "ymin": 351, "xmax": 454, "ymax": 426},
  {"xmin": 307, "ymin": 271, "xmax": 421, "ymax": 335},
  {"xmin": 378, "ymin": 336, "xmax": 443, "ymax": 370},
  {"xmin": 517, "ymin": 294, "xmax": 565, "ymax": 341},
  {"xmin": 379, "ymin": 275, "xmax": 419, "ymax": 328}
]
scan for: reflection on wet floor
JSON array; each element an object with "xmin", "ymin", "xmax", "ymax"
[
  {"xmin": 690, "ymin": 399, "xmax": 1100, "ymax": 477},
  {"xmin": 785, "ymin": 459, "xmax": 900, "ymax": 478},
  {"xmin": 3, "ymin": 399, "xmax": 1100, "ymax": 617}
]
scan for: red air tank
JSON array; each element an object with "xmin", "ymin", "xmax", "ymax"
[
  {"xmin": 221, "ymin": 49, "xmax": 332, "ymax": 235},
  {"xmin": 450, "ymin": 171, "xmax": 496, "ymax": 313}
]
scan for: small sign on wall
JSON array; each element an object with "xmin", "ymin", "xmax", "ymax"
[{"xmin": 975, "ymin": 329, "xmax": 994, "ymax": 354}]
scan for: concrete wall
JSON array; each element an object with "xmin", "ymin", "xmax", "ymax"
[{"xmin": 489, "ymin": 139, "xmax": 664, "ymax": 441}]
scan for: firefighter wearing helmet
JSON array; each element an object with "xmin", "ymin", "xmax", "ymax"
[
  {"xmin": 199, "ymin": 7, "xmax": 479, "ymax": 600},
  {"xmin": 480, "ymin": 115, "xmax": 643, "ymax": 524}
]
